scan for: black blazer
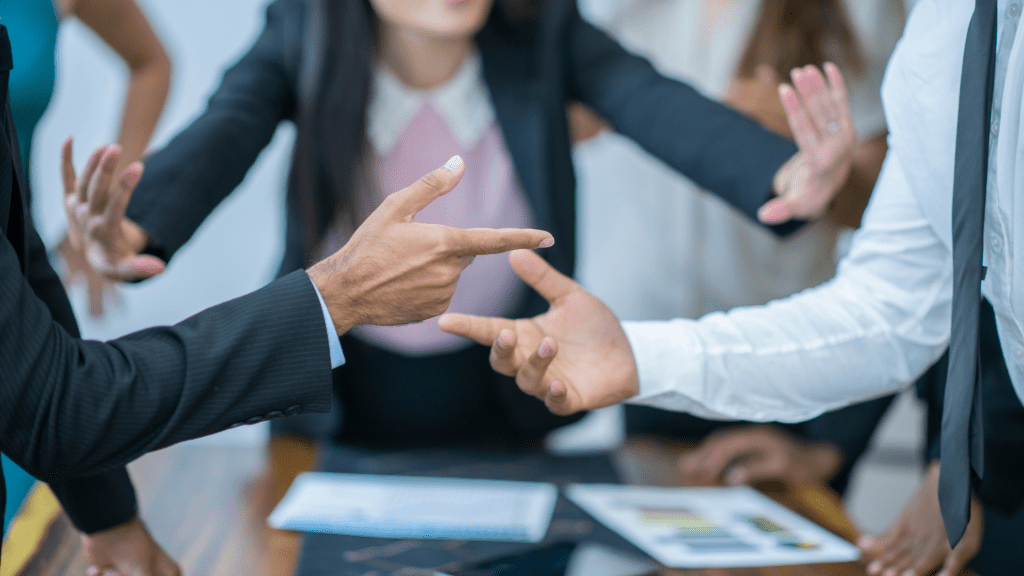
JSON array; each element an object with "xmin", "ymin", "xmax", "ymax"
[
  {"xmin": 0, "ymin": 25, "xmax": 333, "ymax": 543},
  {"xmin": 126, "ymin": 0, "xmax": 798, "ymax": 318}
]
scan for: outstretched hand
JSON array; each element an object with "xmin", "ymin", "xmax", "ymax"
[
  {"xmin": 62, "ymin": 139, "xmax": 164, "ymax": 282},
  {"xmin": 438, "ymin": 249, "xmax": 638, "ymax": 415},
  {"xmin": 760, "ymin": 63, "xmax": 857, "ymax": 225},
  {"xmin": 308, "ymin": 157, "xmax": 555, "ymax": 335}
]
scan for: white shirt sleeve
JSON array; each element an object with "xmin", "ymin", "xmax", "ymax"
[
  {"xmin": 621, "ymin": 149, "xmax": 952, "ymax": 423},
  {"xmin": 310, "ymin": 278, "xmax": 345, "ymax": 369}
]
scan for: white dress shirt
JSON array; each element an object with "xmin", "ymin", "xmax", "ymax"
[{"xmin": 623, "ymin": 0, "xmax": 1024, "ymax": 422}]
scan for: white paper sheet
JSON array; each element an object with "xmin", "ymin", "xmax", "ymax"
[
  {"xmin": 565, "ymin": 484, "xmax": 860, "ymax": 568},
  {"xmin": 268, "ymin": 472, "xmax": 558, "ymax": 543}
]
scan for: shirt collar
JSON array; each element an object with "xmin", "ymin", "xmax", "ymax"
[{"xmin": 367, "ymin": 52, "xmax": 496, "ymax": 155}]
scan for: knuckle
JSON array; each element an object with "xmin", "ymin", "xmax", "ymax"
[{"xmin": 419, "ymin": 171, "xmax": 444, "ymax": 191}]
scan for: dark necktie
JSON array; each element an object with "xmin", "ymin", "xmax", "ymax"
[{"xmin": 939, "ymin": 0, "xmax": 998, "ymax": 547}]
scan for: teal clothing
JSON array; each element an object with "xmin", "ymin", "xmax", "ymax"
[
  {"xmin": 0, "ymin": 0, "xmax": 59, "ymax": 534},
  {"xmin": 5, "ymin": 0, "xmax": 59, "ymax": 169}
]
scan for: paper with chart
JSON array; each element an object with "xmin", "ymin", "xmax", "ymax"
[
  {"xmin": 565, "ymin": 484, "xmax": 860, "ymax": 567},
  {"xmin": 269, "ymin": 472, "xmax": 558, "ymax": 542}
]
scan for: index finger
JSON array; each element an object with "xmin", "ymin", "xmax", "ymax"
[
  {"xmin": 438, "ymin": 312, "xmax": 514, "ymax": 346},
  {"xmin": 447, "ymin": 227, "xmax": 555, "ymax": 257}
]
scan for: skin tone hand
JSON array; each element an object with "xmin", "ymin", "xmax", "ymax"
[
  {"xmin": 438, "ymin": 249, "xmax": 638, "ymax": 415},
  {"xmin": 55, "ymin": 0, "xmax": 171, "ymax": 315},
  {"xmin": 62, "ymin": 140, "xmax": 165, "ymax": 282},
  {"xmin": 760, "ymin": 63, "xmax": 857, "ymax": 225},
  {"xmin": 858, "ymin": 461, "xmax": 983, "ymax": 576},
  {"xmin": 81, "ymin": 516, "xmax": 180, "ymax": 576},
  {"xmin": 307, "ymin": 157, "xmax": 555, "ymax": 335},
  {"xmin": 677, "ymin": 425, "xmax": 842, "ymax": 487}
]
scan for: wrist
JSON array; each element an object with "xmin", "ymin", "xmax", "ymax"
[{"xmin": 307, "ymin": 262, "xmax": 355, "ymax": 335}]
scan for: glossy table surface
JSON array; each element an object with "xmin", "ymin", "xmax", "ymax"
[{"xmin": 2, "ymin": 436, "xmax": 870, "ymax": 576}]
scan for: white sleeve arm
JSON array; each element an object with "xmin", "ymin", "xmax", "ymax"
[{"xmin": 621, "ymin": 151, "xmax": 952, "ymax": 422}]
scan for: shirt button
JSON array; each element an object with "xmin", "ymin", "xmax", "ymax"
[
  {"xmin": 284, "ymin": 405, "xmax": 302, "ymax": 417},
  {"xmin": 1009, "ymin": 3, "xmax": 1021, "ymax": 18},
  {"xmin": 991, "ymin": 233, "xmax": 1003, "ymax": 251},
  {"xmin": 226, "ymin": 422, "xmax": 244, "ymax": 429},
  {"xmin": 1014, "ymin": 345, "xmax": 1024, "ymax": 360},
  {"xmin": 245, "ymin": 416, "xmax": 265, "ymax": 425},
  {"xmin": 265, "ymin": 410, "xmax": 285, "ymax": 420}
]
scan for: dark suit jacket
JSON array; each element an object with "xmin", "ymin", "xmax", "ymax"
[
  {"xmin": 0, "ymin": 24, "xmax": 333, "ymax": 543},
  {"xmin": 125, "ymin": 0, "xmax": 799, "ymax": 313}
]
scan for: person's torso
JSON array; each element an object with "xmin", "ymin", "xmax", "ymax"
[{"xmin": 881, "ymin": 0, "xmax": 1024, "ymax": 404}]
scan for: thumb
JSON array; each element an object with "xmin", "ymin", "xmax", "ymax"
[
  {"xmin": 390, "ymin": 155, "xmax": 465, "ymax": 219},
  {"xmin": 508, "ymin": 249, "xmax": 578, "ymax": 305}
]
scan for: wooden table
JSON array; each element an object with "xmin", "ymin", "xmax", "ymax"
[{"xmin": 1, "ymin": 437, "xmax": 868, "ymax": 576}]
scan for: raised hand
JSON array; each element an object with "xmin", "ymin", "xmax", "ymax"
[
  {"xmin": 438, "ymin": 249, "xmax": 638, "ymax": 415},
  {"xmin": 759, "ymin": 63, "xmax": 857, "ymax": 225},
  {"xmin": 308, "ymin": 157, "xmax": 555, "ymax": 335},
  {"xmin": 62, "ymin": 139, "xmax": 165, "ymax": 282}
]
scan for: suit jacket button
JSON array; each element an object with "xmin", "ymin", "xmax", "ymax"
[
  {"xmin": 283, "ymin": 405, "xmax": 302, "ymax": 417},
  {"xmin": 227, "ymin": 422, "xmax": 244, "ymax": 429},
  {"xmin": 265, "ymin": 410, "xmax": 285, "ymax": 420},
  {"xmin": 245, "ymin": 416, "xmax": 265, "ymax": 425}
]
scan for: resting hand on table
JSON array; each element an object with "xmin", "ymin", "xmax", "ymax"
[
  {"xmin": 438, "ymin": 249, "xmax": 637, "ymax": 415},
  {"xmin": 308, "ymin": 157, "xmax": 554, "ymax": 334},
  {"xmin": 677, "ymin": 425, "xmax": 842, "ymax": 487},
  {"xmin": 62, "ymin": 139, "xmax": 163, "ymax": 283},
  {"xmin": 760, "ymin": 63, "xmax": 856, "ymax": 225},
  {"xmin": 81, "ymin": 516, "xmax": 180, "ymax": 576},
  {"xmin": 858, "ymin": 461, "xmax": 982, "ymax": 576}
]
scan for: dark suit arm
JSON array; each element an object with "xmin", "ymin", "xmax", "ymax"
[
  {"xmin": 125, "ymin": 0, "xmax": 302, "ymax": 261},
  {"xmin": 566, "ymin": 12, "xmax": 801, "ymax": 234},
  {"xmin": 22, "ymin": 227, "xmax": 139, "ymax": 533},
  {"xmin": 0, "ymin": 235, "xmax": 332, "ymax": 484}
]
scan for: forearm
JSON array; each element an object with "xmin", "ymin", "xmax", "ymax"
[
  {"xmin": 114, "ymin": 52, "xmax": 171, "ymax": 169},
  {"xmin": 624, "ymin": 154, "xmax": 952, "ymax": 422},
  {"xmin": 567, "ymin": 17, "xmax": 798, "ymax": 232},
  {"xmin": 1, "ymin": 241, "xmax": 332, "ymax": 482}
]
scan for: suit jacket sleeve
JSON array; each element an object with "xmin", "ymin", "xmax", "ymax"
[
  {"xmin": 565, "ymin": 9, "xmax": 801, "ymax": 235},
  {"xmin": 125, "ymin": 0, "xmax": 302, "ymax": 262},
  {"xmin": 22, "ymin": 225, "xmax": 138, "ymax": 533},
  {"xmin": 0, "ymin": 232, "xmax": 332, "ymax": 484}
]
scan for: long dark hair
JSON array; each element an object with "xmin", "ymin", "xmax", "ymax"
[
  {"xmin": 736, "ymin": 0, "xmax": 866, "ymax": 80},
  {"xmin": 290, "ymin": 0, "xmax": 541, "ymax": 263}
]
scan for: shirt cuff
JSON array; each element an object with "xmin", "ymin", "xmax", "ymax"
[
  {"xmin": 621, "ymin": 320, "xmax": 732, "ymax": 421},
  {"xmin": 310, "ymin": 279, "xmax": 345, "ymax": 369}
]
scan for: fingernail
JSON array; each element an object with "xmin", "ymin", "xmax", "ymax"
[
  {"xmin": 538, "ymin": 236, "xmax": 554, "ymax": 248},
  {"xmin": 726, "ymin": 469, "xmax": 746, "ymax": 485},
  {"xmin": 497, "ymin": 332, "xmax": 511, "ymax": 349},
  {"xmin": 539, "ymin": 340, "xmax": 554, "ymax": 358},
  {"xmin": 867, "ymin": 560, "xmax": 882, "ymax": 574},
  {"xmin": 901, "ymin": 570, "xmax": 915, "ymax": 576},
  {"xmin": 857, "ymin": 536, "xmax": 874, "ymax": 548},
  {"xmin": 444, "ymin": 155, "xmax": 463, "ymax": 172}
]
